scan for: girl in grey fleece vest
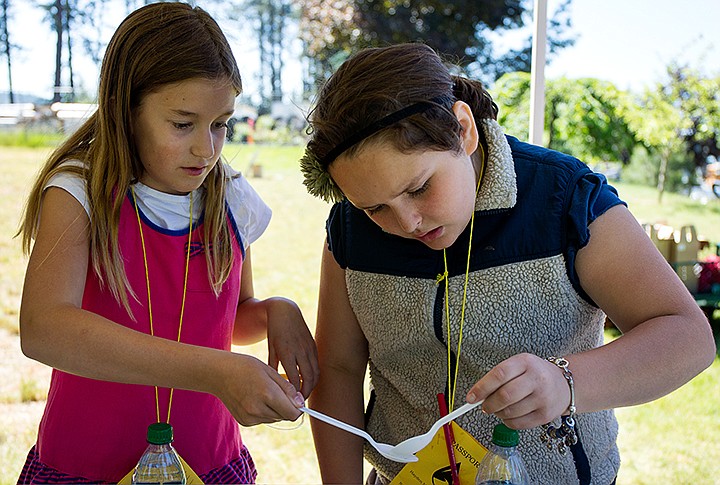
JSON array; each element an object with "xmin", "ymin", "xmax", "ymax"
[{"xmin": 300, "ymin": 43, "xmax": 715, "ymax": 485}]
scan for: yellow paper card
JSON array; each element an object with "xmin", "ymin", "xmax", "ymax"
[
  {"xmin": 118, "ymin": 454, "xmax": 203, "ymax": 484},
  {"xmin": 390, "ymin": 422, "xmax": 487, "ymax": 485}
]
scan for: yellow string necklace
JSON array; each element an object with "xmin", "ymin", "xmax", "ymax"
[
  {"xmin": 437, "ymin": 144, "xmax": 485, "ymax": 411},
  {"xmin": 131, "ymin": 186, "xmax": 193, "ymax": 424}
]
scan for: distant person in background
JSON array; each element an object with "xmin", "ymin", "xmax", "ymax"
[
  {"xmin": 300, "ymin": 43, "xmax": 715, "ymax": 485},
  {"xmin": 16, "ymin": 2, "xmax": 317, "ymax": 483}
]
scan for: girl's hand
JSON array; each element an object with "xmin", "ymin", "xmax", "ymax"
[
  {"xmin": 466, "ymin": 353, "xmax": 571, "ymax": 429},
  {"xmin": 264, "ymin": 297, "xmax": 319, "ymax": 398},
  {"xmin": 214, "ymin": 352, "xmax": 306, "ymax": 426}
]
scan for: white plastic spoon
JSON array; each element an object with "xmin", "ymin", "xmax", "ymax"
[
  {"xmin": 389, "ymin": 401, "xmax": 483, "ymax": 456},
  {"xmin": 300, "ymin": 406, "xmax": 418, "ymax": 462},
  {"xmin": 300, "ymin": 400, "xmax": 482, "ymax": 462}
]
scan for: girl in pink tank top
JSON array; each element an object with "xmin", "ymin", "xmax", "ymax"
[{"xmin": 16, "ymin": 3, "xmax": 318, "ymax": 483}]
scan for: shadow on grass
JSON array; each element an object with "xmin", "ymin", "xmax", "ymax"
[
  {"xmin": 696, "ymin": 308, "xmax": 720, "ymax": 357},
  {"xmin": 711, "ymin": 312, "xmax": 720, "ymax": 357}
]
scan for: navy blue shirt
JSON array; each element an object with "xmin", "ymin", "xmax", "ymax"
[{"xmin": 326, "ymin": 135, "xmax": 625, "ymax": 305}]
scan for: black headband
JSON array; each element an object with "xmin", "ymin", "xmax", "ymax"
[{"xmin": 320, "ymin": 95, "xmax": 453, "ymax": 166}]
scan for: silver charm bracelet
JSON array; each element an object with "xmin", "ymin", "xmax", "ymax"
[{"xmin": 540, "ymin": 356, "xmax": 578, "ymax": 455}]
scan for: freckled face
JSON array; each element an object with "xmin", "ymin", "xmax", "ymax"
[
  {"xmin": 329, "ymin": 142, "xmax": 479, "ymax": 250},
  {"xmin": 131, "ymin": 77, "xmax": 236, "ymax": 195}
]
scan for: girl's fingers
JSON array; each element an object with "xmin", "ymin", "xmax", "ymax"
[
  {"xmin": 279, "ymin": 365, "xmax": 302, "ymax": 397},
  {"xmin": 268, "ymin": 346, "xmax": 279, "ymax": 370},
  {"xmin": 467, "ymin": 354, "xmax": 529, "ymax": 405}
]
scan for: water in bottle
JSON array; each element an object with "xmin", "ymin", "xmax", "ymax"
[
  {"xmin": 131, "ymin": 422, "xmax": 187, "ymax": 485},
  {"xmin": 475, "ymin": 423, "xmax": 530, "ymax": 485}
]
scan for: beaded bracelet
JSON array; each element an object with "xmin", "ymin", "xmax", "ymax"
[{"xmin": 540, "ymin": 356, "xmax": 578, "ymax": 455}]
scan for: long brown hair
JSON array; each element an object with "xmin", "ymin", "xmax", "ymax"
[
  {"xmin": 18, "ymin": 2, "xmax": 243, "ymax": 311},
  {"xmin": 306, "ymin": 43, "xmax": 498, "ymax": 178}
]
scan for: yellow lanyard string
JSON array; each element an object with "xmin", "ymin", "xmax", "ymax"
[
  {"xmin": 131, "ymin": 186, "xmax": 193, "ymax": 424},
  {"xmin": 439, "ymin": 145, "xmax": 485, "ymax": 411}
]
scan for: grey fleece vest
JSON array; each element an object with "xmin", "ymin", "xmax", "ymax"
[{"xmin": 326, "ymin": 120, "xmax": 623, "ymax": 485}]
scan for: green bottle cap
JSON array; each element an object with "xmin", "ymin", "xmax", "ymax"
[
  {"xmin": 491, "ymin": 423, "xmax": 519, "ymax": 447},
  {"xmin": 146, "ymin": 422, "xmax": 174, "ymax": 445}
]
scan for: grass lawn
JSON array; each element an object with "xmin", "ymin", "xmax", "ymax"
[{"xmin": 0, "ymin": 143, "xmax": 718, "ymax": 484}]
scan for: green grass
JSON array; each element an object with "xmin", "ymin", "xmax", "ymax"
[
  {"xmin": 19, "ymin": 377, "xmax": 45, "ymax": 403},
  {"xmin": 0, "ymin": 129, "xmax": 65, "ymax": 147},
  {"xmin": 615, "ymin": 359, "xmax": 720, "ymax": 484},
  {"xmin": 0, "ymin": 146, "xmax": 51, "ymax": 334},
  {"xmin": 613, "ymin": 180, "xmax": 720, "ymax": 248},
  {"xmin": 0, "ymin": 143, "xmax": 718, "ymax": 484}
]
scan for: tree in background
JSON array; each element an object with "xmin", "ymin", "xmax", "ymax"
[
  {"xmin": 666, "ymin": 65, "xmax": 720, "ymax": 176},
  {"xmin": 493, "ymin": 71, "xmax": 636, "ymax": 167},
  {"xmin": 492, "ymin": 71, "xmax": 531, "ymax": 140},
  {"xmin": 299, "ymin": 0, "xmax": 576, "ymax": 86},
  {"xmin": 625, "ymin": 65, "xmax": 720, "ymax": 203},
  {"xmin": 19, "ymin": 0, "xmax": 572, "ymax": 108},
  {"xmin": 297, "ymin": 0, "xmax": 356, "ymax": 91},
  {"xmin": 1, "ymin": 0, "xmax": 14, "ymax": 102},
  {"xmin": 80, "ymin": 0, "xmax": 110, "ymax": 69},
  {"xmin": 625, "ymin": 86, "xmax": 689, "ymax": 203},
  {"xmin": 494, "ymin": 67, "xmax": 720, "ymax": 202},
  {"xmin": 5, "ymin": 0, "xmax": 719, "ymax": 204},
  {"xmin": 41, "ymin": 0, "xmax": 70, "ymax": 102},
  {"xmin": 38, "ymin": 0, "xmax": 109, "ymax": 102},
  {"xmin": 544, "ymin": 77, "xmax": 636, "ymax": 166},
  {"xmin": 233, "ymin": 0, "xmax": 295, "ymax": 107}
]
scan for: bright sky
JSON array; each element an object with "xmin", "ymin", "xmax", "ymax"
[
  {"xmin": 2, "ymin": 0, "xmax": 719, "ymax": 101},
  {"xmin": 543, "ymin": 0, "xmax": 720, "ymax": 91}
]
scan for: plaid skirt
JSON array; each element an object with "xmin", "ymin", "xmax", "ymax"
[{"xmin": 17, "ymin": 444, "xmax": 257, "ymax": 484}]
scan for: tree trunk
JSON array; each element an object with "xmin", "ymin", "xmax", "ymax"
[
  {"xmin": 269, "ymin": 1, "xmax": 282, "ymax": 101},
  {"xmin": 547, "ymin": 96, "xmax": 557, "ymax": 150},
  {"xmin": 65, "ymin": 0, "xmax": 74, "ymax": 101},
  {"xmin": 1, "ymin": 0, "xmax": 13, "ymax": 103},
  {"xmin": 53, "ymin": 0, "xmax": 63, "ymax": 102},
  {"xmin": 657, "ymin": 150, "xmax": 668, "ymax": 204},
  {"xmin": 258, "ymin": 6, "xmax": 268, "ymax": 104}
]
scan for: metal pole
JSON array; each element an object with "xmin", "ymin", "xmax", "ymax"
[{"xmin": 529, "ymin": 0, "xmax": 547, "ymax": 146}]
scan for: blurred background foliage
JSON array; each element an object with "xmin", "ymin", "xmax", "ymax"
[{"xmin": 1, "ymin": 0, "xmax": 719, "ymax": 202}]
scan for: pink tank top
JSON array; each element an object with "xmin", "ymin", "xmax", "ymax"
[{"xmin": 36, "ymin": 191, "xmax": 244, "ymax": 481}]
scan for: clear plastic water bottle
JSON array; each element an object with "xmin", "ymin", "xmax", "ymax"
[
  {"xmin": 475, "ymin": 423, "xmax": 530, "ymax": 485},
  {"xmin": 131, "ymin": 422, "xmax": 187, "ymax": 485}
]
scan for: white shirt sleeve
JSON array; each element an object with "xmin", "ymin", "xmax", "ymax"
[
  {"xmin": 224, "ymin": 163, "xmax": 272, "ymax": 249},
  {"xmin": 43, "ymin": 161, "xmax": 271, "ymax": 249},
  {"xmin": 45, "ymin": 160, "xmax": 90, "ymax": 216}
]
